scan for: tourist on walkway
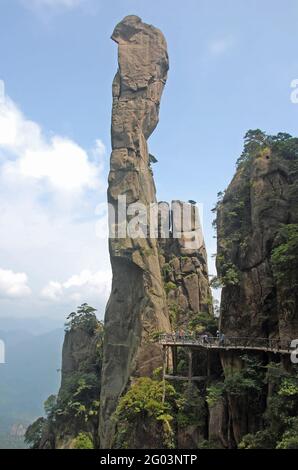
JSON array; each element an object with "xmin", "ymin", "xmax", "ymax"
[{"xmin": 202, "ymin": 334, "xmax": 209, "ymax": 344}]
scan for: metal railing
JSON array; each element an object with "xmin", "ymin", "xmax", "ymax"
[{"xmin": 159, "ymin": 333, "xmax": 292, "ymax": 353}]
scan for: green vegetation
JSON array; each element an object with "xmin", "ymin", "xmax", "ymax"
[
  {"xmin": 206, "ymin": 383, "xmax": 224, "ymax": 408},
  {"xmin": 207, "ymin": 355, "xmax": 264, "ymax": 410},
  {"xmin": 239, "ymin": 363, "xmax": 298, "ymax": 449},
  {"xmin": 115, "ymin": 377, "xmax": 177, "ymax": 449},
  {"xmin": 115, "ymin": 378, "xmax": 210, "ymax": 449},
  {"xmin": 211, "ymin": 261, "xmax": 240, "ymax": 288},
  {"xmin": 65, "ymin": 303, "xmax": 99, "ymax": 334},
  {"xmin": 236, "ymin": 129, "xmax": 268, "ymax": 168},
  {"xmin": 236, "ymin": 130, "xmax": 298, "ymax": 169},
  {"xmin": 164, "ymin": 281, "xmax": 177, "ymax": 295},
  {"xmin": 188, "ymin": 311, "xmax": 218, "ymax": 336},
  {"xmin": 23, "ymin": 129, "xmax": 298, "ymax": 450},
  {"xmin": 55, "ymin": 372, "xmax": 101, "ymax": 424},
  {"xmin": 25, "ymin": 417, "xmax": 47, "ymax": 449},
  {"xmin": 197, "ymin": 439, "xmax": 223, "ymax": 449},
  {"xmin": 25, "ymin": 304, "xmax": 103, "ymax": 449},
  {"xmin": 214, "ymin": 131, "xmax": 298, "ymax": 291},
  {"xmin": 238, "ymin": 429, "xmax": 277, "ymax": 449},
  {"xmin": 168, "ymin": 302, "xmax": 182, "ymax": 328},
  {"xmin": 176, "ymin": 384, "xmax": 206, "ymax": 428},
  {"xmin": 72, "ymin": 432, "xmax": 94, "ymax": 449},
  {"xmin": 271, "ymin": 224, "xmax": 298, "ymax": 320},
  {"xmin": 162, "ymin": 263, "xmax": 172, "ymax": 277},
  {"xmin": 271, "ymin": 224, "xmax": 298, "ymax": 287}
]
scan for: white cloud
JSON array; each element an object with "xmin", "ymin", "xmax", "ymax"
[
  {"xmin": 0, "ymin": 92, "xmax": 104, "ymax": 192},
  {"xmin": 0, "ymin": 268, "xmax": 31, "ymax": 298},
  {"xmin": 0, "ymin": 80, "xmax": 4, "ymax": 103},
  {"xmin": 0, "ymin": 81, "xmax": 110, "ymax": 320},
  {"xmin": 208, "ymin": 36, "xmax": 234, "ymax": 56},
  {"xmin": 41, "ymin": 269, "xmax": 111, "ymax": 303},
  {"xmin": 13, "ymin": 137, "xmax": 98, "ymax": 191},
  {"xmin": 41, "ymin": 281, "xmax": 63, "ymax": 301}
]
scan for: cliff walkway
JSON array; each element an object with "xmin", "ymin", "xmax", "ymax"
[
  {"xmin": 159, "ymin": 333, "xmax": 293, "ymax": 384},
  {"xmin": 159, "ymin": 333, "xmax": 293, "ymax": 355}
]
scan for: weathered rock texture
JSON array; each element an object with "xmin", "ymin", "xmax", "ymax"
[
  {"xmin": 159, "ymin": 201, "xmax": 212, "ymax": 327},
  {"xmin": 217, "ymin": 144, "xmax": 298, "ymax": 341},
  {"xmin": 100, "ymin": 16, "xmax": 171, "ymax": 448},
  {"xmin": 216, "ymin": 134, "xmax": 298, "ymax": 445},
  {"xmin": 208, "ymin": 398, "xmax": 229, "ymax": 448},
  {"xmin": 60, "ymin": 327, "xmax": 101, "ymax": 388},
  {"xmin": 39, "ymin": 325, "xmax": 102, "ymax": 449}
]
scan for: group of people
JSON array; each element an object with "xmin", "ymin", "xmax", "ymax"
[
  {"xmin": 171, "ymin": 329, "xmax": 225, "ymax": 346},
  {"xmin": 217, "ymin": 330, "xmax": 225, "ymax": 345},
  {"xmin": 200, "ymin": 330, "xmax": 225, "ymax": 345}
]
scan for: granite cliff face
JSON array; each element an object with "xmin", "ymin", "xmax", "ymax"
[
  {"xmin": 35, "ymin": 308, "xmax": 103, "ymax": 449},
  {"xmin": 159, "ymin": 201, "xmax": 212, "ymax": 328},
  {"xmin": 54, "ymin": 327, "xmax": 102, "ymax": 448},
  {"xmin": 217, "ymin": 134, "xmax": 298, "ymax": 341},
  {"xmin": 100, "ymin": 15, "xmax": 171, "ymax": 448},
  {"xmin": 215, "ymin": 131, "xmax": 298, "ymax": 446}
]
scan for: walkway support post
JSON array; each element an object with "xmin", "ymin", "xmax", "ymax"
[
  {"xmin": 166, "ymin": 345, "xmax": 169, "ymax": 374},
  {"xmin": 162, "ymin": 345, "xmax": 167, "ymax": 403},
  {"xmin": 188, "ymin": 348, "xmax": 192, "ymax": 383},
  {"xmin": 207, "ymin": 349, "xmax": 211, "ymax": 378},
  {"xmin": 172, "ymin": 346, "xmax": 178, "ymax": 375}
]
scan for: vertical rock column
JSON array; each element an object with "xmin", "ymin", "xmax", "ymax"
[
  {"xmin": 159, "ymin": 201, "xmax": 213, "ymax": 326},
  {"xmin": 100, "ymin": 16, "xmax": 171, "ymax": 448}
]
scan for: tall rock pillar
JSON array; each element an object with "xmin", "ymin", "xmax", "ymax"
[{"xmin": 99, "ymin": 15, "xmax": 171, "ymax": 448}]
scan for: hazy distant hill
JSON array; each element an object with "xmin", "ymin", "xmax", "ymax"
[
  {"xmin": 0, "ymin": 316, "xmax": 63, "ymax": 335},
  {"xmin": 0, "ymin": 325, "xmax": 64, "ymax": 448}
]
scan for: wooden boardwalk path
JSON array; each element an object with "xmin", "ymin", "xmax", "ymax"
[
  {"xmin": 159, "ymin": 334, "xmax": 295, "ymax": 387},
  {"xmin": 159, "ymin": 333, "xmax": 292, "ymax": 355}
]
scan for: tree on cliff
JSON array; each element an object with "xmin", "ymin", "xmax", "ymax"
[
  {"xmin": 65, "ymin": 303, "xmax": 98, "ymax": 334},
  {"xmin": 26, "ymin": 304, "xmax": 103, "ymax": 449}
]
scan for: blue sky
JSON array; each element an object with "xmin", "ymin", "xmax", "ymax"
[{"xmin": 0, "ymin": 0, "xmax": 297, "ymax": 324}]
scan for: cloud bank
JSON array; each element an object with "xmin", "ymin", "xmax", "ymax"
[
  {"xmin": 0, "ymin": 80, "xmax": 111, "ymax": 320},
  {"xmin": 41, "ymin": 269, "xmax": 111, "ymax": 303},
  {"xmin": 0, "ymin": 90, "xmax": 103, "ymax": 192},
  {"xmin": 0, "ymin": 269, "xmax": 31, "ymax": 298}
]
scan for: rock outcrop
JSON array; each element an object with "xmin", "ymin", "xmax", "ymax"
[
  {"xmin": 217, "ymin": 135, "xmax": 298, "ymax": 341},
  {"xmin": 60, "ymin": 326, "xmax": 101, "ymax": 390},
  {"xmin": 37, "ymin": 315, "xmax": 103, "ymax": 449},
  {"xmin": 55, "ymin": 327, "xmax": 102, "ymax": 448},
  {"xmin": 216, "ymin": 131, "xmax": 298, "ymax": 445},
  {"xmin": 100, "ymin": 16, "xmax": 171, "ymax": 448},
  {"xmin": 159, "ymin": 201, "xmax": 212, "ymax": 328}
]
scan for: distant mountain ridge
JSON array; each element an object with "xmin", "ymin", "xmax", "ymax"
[{"xmin": 0, "ymin": 316, "xmax": 63, "ymax": 335}]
